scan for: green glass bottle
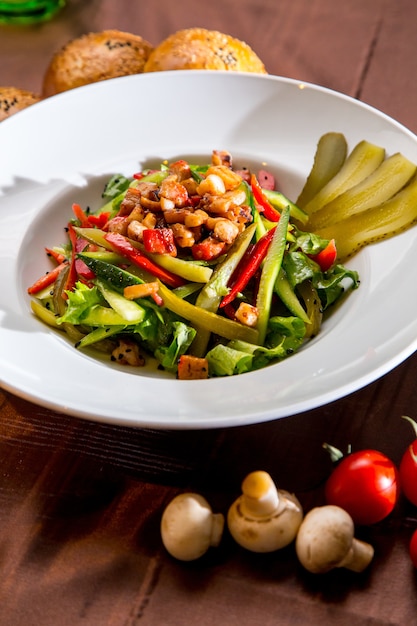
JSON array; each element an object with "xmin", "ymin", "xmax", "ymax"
[{"xmin": 0, "ymin": 0, "xmax": 65, "ymax": 24}]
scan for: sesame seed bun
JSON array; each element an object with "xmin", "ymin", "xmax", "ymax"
[
  {"xmin": 144, "ymin": 28, "xmax": 267, "ymax": 74},
  {"xmin": 0, "ymin": 87, "xmax": 41, "ymax": 121},
  {"xmin": 42, "ymin": 30, "xmax": 154, "ymax": 97}
]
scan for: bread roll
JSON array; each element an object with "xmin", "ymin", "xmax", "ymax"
[
  {"xmin": 144, "ymin": 28, "xmax": 267, "ymax": 74},
  {"xmin": 42, "ymin": 30, "xmax": 153, "ymax": 97},
  {"xmin": 0, "ymin": 87, "xmax": 41, "ymax": 121}
]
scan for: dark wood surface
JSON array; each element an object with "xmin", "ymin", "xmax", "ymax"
[{"xmin": 1, "ymin": 1, "xmax": 417, "ymax": 624}]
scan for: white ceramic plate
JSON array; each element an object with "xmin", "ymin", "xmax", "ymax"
[{"xmin": 1, "ymin": 71, "xmax": 417, "ymax": 430}]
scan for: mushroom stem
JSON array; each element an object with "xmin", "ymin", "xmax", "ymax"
[
  {"xmin": 210, "ymin": 513, "xmax": 225, "ymax": 548},
  {"xmin": 240, "ymin": 470, "xmax": 279, "ymax": 517},
  {"xmin": 337, "ymin": 537, "xmax": 375, "ymax": 572}
]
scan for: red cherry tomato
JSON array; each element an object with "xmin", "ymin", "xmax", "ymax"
[
  {"xmin": 325, "ymin": 449, "xmax": 399, "ymax": 525},
  {"xmin": 399, "ymin": 443, "xmax": 417, "ymax": 506},
  {"xmin": 410, "ymin": 529, "xmax": 417, "ymax": 568},
  {"xmin": 399, "ymin": 416, "xmax": 417, "ymax": 506}
]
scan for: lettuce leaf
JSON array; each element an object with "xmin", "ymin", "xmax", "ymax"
[
  {"xmin": 206, "ymin": 316, "xmax": 306, "ymax": 376},
  {"xmin": 102, "ymin": 174, "xmax": 131, "ymax": 199},
  {"xmin": 283, "ymin": 250, "xmax": 359, "ymax": 311},
  {"xmin": 313, "ymin": 264, "xmax": 360, "ymax": 308},
  {"xmin": 57, "ymin": 282, "xmax": 103, "ymax": 325},
  {"xmin": 154, "ymin": 321, "xmax": 197, "ymax": 371}
]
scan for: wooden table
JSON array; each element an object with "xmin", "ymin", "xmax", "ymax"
[{"xmin": 1, "ymin": 1, "xmax": 417, "ymax": 623}]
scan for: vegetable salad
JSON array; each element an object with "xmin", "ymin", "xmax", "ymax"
[{"xmin": 28, "ymin": 148, "xmax": 359, "ymax": 379}]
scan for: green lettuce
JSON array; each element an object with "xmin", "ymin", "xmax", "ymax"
[
  {"xmin": 57, "ymin": 282, "xmax": 103, "ymax": 325},
  {"xmin": 155, "ymin": 321, "xmax": 197, "ymax": 372},
  {"xmin": 206, "ymin": 316, "xmax": 306, "ymax": 376}
]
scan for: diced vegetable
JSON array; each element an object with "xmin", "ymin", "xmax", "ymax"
[
  {"xmin": 143, "ymin": 228, "xmax": 177, "ymax": 256},
  {"xmin": 311, "ymin": 238, "xmax": 337, "ymax": 272},
  {"xmin": 124, "ymin": 282, "xmax": 160, "ymax": 300},
  {"xmin": 177, "ymin": 355, "xmax": 209, "ymax": 380}
]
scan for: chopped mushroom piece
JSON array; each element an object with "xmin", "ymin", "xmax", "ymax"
[
  {"xmin": 212, "ymin": 149, "xmax": 233, "ymax": 168},
  {"xmin": 177, "ymin": 355, "xmax": 209, "ymax": 380},
  {"xmin": 235, "ymin": 302, "xmax": 259, "ymax": 327},
  {"xmin": 205, "ymin": 164, "xmax": 243, "ymax": 190},
  {"xmin": 110, "ymin": 339, "xmax": 145, "ymax": 366}
]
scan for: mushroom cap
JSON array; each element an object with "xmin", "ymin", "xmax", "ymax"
[
  {"xmin": 143, "ymin": 28, "xmax": 267, "ymax": 74},
  {"xmin": 161, "ymin": 493, "xmax": 224, "ymax": 561},
  {"xmin": 295, "ymin": 505, "xmax": 355, "ymax": 573},
  {"xmin": 42, "ymin": 30, "xmax": 153, "ymax": 97},
  {"xmin": 227, "ymin": 489, "xmax": 303, "ymax": 553}
]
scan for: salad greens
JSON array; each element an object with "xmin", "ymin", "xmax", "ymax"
[{"xmin": 28, "ymin": 151, "xmax": 359, "ymax": 379}]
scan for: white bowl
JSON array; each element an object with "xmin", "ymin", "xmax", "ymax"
[{"xmin": 1, "ymin": 70, "xmax": 417, "ymax": 429}]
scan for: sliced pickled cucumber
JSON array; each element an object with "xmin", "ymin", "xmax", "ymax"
[
  {"xmin": 296, "ymin": 132, "xmax": 348, "ymax": 208},
  {"xmin": 308, "ymin": 152, "xmax": 417, "ymax": 231},
  {"xmin": 316, "ymin": 175, "xmax": 417, "ymax": 261},
  {"xmin": 303, "ymin": 140, "xmax": 385, "ymax": 219}
]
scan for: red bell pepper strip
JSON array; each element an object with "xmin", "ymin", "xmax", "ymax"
[
  {"xmin": 75, "ymin": 237, "xmax": 96, "ymax": 281},
  {"xmin": 250, "ymin": 174, "xmax": 281, "ymax": 222},
  {"xmin": 63, "ymin": 225, "xmax": 96, "ymax": 296},
  {"xmin": 143, "ymin": 228, "xmax": 177, "ymax": 256},
  {"xmin": 312, "ymin": 238, "xmax": 337, "ymax": 272},
  {"xmin": 104, "ymin": 232, "xmax": 185, "ymax": 288},
  {"xmin": 222, "ymin": 302, "xmax": 237, "ymax": 320},
  {"xmin": 63, "ymin": 223, "xmax": 80, "ymax": 295},
  {"xmin": 72, "ymin": 203, "xmax": 110, "ymax": 230},
  {"xmin": 72, "ymin": 203, "xmax": 90, "ymax": 228},
  {"xmin": 220, "ymin": 227, "xmax": 276, "ymax": 308},
  {"xmin": 87, "ymin": 212, "xmax": 110, "ymax": 229},
  {"xmin": 27, "ymin": 262, "xmax": 68, "ymax": 295}
]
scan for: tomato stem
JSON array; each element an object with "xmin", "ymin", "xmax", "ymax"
[
  {"xmin": 323, "ymin": 442, "xmax": 344, "ymax": 463},
  {"xmin": 401, "ymin": 415, "xmax": 417, "ymax": 438}
]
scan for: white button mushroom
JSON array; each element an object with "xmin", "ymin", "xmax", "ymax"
[
  {"xmin": 227, "ymin": 470, "xmax": 303, "ymax": 553},
  {"xmin": 295, "ymin": 505, "xmax": 374, "ymax": 574},
  {"xmin": 160, "ymin": 492, "xmax": 225, "ymax": 561}
]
